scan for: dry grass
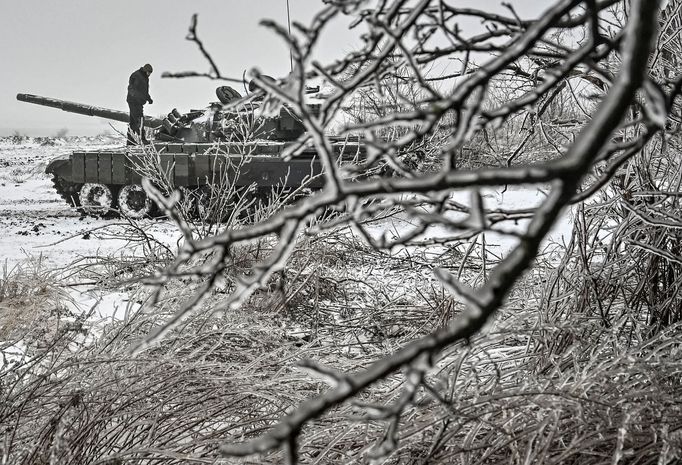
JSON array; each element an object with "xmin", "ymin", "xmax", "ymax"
[
  {"xmin": 375, "ymin": 303, "xmax": 682, "ymax": 464},
  {"xmin": 2, "ymin": 225, "xmax": 681, "ymax": 464},
  {"xmin": 0, "ymin": 225, "xmax": 465, "ymax": 464},
  {"xmin": 0, "ymin": 257, "xmax": 68, "ymax": 341}
]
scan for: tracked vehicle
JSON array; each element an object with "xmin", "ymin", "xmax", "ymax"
[{"xmin": 17, "ymin": 89, "xmax": 362, "ymax": 218}]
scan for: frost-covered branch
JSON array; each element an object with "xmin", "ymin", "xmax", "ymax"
[
  {"xmin": 218, "ymin": 1, "xmax": 661, "ymax": 458},
  {"xmin": 135, "ymin": 0, "xmax": 676, "ymax": 462}
]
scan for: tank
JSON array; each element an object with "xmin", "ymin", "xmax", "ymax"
[{"xmin": 17, "ymin": 88, "xmax": 363, "ymax": 219}]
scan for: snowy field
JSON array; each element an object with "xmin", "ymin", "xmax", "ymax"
[
  {"xmin": 0, "ymin": 136, "xmax": 180, "ymax": 268},
  {"xmin": 0, "ymin": 137, "xmax": 573, "ymax": 268},
  {"xmin": 0, "ymin": 136, "xmax": 178, "ymax": 336},
  {"xmin": 0, "ymin": 136, "xmax": 574, "ymax": 328}
]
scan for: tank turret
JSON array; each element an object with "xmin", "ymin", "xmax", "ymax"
[{"xmin": 17, "ymin": 89, "xmax": 317, "ymax": 144}]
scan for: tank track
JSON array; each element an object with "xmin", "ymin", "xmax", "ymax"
[{"xmin": 51, "ymin": 175, "xmax": 82, "ymax": 207}]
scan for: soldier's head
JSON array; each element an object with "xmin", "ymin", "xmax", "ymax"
[{"xmin": 143, "ymin": 64, "xmax": 153, "ymax": 76}]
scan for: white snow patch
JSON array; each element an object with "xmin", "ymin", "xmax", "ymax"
[
  {"xmin": 0, "ymin": 341, "xmax": 28, "ymax": 370},
  {"xmin": 66, "ymin": 288, "xmax": 140, "ymax": 325},
  {"xmin": 359, "ymin": 185, "xmax": 573, "ymax": 261},
  {"xmin": 0, "ymin": 138, "xmax": 182, "ymax": 267}
]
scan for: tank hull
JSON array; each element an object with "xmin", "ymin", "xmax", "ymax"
[
  {"xmin": 49, "ymin": 142, "xmax": 345, "ymax": 188},
  {"xmin": 45, "ymin": 140, "xmax": 365, "ymax": 216}
]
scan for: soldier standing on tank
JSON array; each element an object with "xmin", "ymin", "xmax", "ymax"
[{"xmin": 126, "ymin": 63, "xmax": 153, "ymax": 145}]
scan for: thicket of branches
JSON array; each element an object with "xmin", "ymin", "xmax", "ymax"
[
  {"xmin": 4, "ymin": 0, "xmax": 682, "ymax": 463},
  {"xmin": 151, "ymin": 0, "xmax": 682, "ymax": 459}
]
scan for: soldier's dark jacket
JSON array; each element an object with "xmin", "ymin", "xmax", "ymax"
[{"xmin": 126, "ymin": 68, "xmax": 151, "ymax": 105}]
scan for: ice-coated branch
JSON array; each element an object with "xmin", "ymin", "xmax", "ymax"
[
  {"xmin": 135, "ymin": 0, "xmax": 667, "ymax": 359},
  {"xmin": 162, "ymin": 14, "xmax": 244, "ymax": 83},
  {"xmin": 218, "ymin": 0, "xmax": 660, "ymax": 459}
]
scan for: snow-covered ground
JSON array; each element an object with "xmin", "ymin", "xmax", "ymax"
[
  {"xmin": 0, "ymin": 137, "xmax": 180, "ymax": 339},
  {"xmin": 361, "ymin": 187, "xmax": 573, "ymax": 265},
  {"xmin": 0, "ymin": 137, "xmax": 573, "ymax": 325},
  {"xmin": 0, "ymin": 136, "xmax": 181, "ymax": 267},
  {"xmin": 0, "ymin": 137, "xmax": 573, "ymax": 266}
]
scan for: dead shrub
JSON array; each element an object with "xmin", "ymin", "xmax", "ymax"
[{"xmin": 0, "ymin": 257, "xmax": 68, "ymax": 341}]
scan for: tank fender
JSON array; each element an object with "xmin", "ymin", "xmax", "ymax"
[{"xmin": 45, "ymin": 157, "xmax": 73, "ymax": 181}]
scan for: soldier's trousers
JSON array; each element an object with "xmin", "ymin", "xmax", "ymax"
[{"xmin": 127, "ymin": 102, "xmax": 144, "ymax": 145}]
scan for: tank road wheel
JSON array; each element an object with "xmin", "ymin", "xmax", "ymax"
[
  {"xmin": 79, "ymin": 183, "xmax": 114, "ymax": 216},
  {"xmin": 118, "ymin": 184, "xmax": 153, "ymax": 219}
]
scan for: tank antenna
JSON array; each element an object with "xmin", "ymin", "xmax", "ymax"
[{"xmin": 286, "ymin": 0, "xmax": 293, "ymax": 73}]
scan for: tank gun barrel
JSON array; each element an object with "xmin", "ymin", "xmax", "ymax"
[{"xmin": 16, "ymin": 93, "xmax": 164, "ymax": 127}]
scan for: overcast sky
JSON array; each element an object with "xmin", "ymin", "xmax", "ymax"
[{"xmin": 0, "ymin": 1, "xmax": 545, "ymax": 136}]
